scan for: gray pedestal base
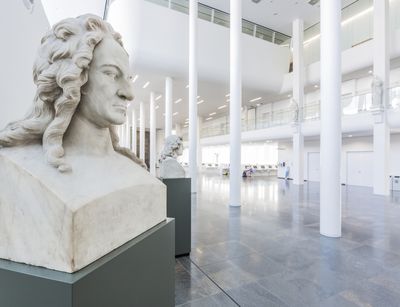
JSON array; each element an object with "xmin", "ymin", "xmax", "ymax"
[
  {"xmin": 0, "ymin": 218, "xmax": 175, "ymax": 307},
  {"xmin": 162, "ymin": 178, "xmax": 191, "ymax": 257}
]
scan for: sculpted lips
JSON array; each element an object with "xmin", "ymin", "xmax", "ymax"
[{"xmin": 113, "ymin": 104, "xmax": 127, "ymax": 113}]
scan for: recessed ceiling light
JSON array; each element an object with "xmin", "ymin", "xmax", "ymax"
[
  {"xmin": 226, "ymin": 99, "xmax": 230, "ymax": 102},
  {"xmin": 132, "ymin": 75, "xmax": 139, "ymax": 83},
  {"xmin": 288, "ymin": 94, "xmax": 292, "ymax": 98},
  {"xmin": 218, "ymin": 105, "xmax": 227, "ymax": 109},
  {"xmin": 197, "ymin": 100, "xmax": 204, "ymax": 104},
  {"xmin": 209, "ymin": 112, "xmax": 216, "ymax": 116},
  {"xmin": 256, "ymin": 103, "xmax": 261, "ymax": 106},
  {"xmin": 348, "ymin": 134, "xmax": 353, "ymax": 137},
  {"xmin": 205, "ymin": 117, "xmax": 213, "ymax": 121},
  {"xmin": 143, "ymin": 81, "xmax": 150, "ymax": 89},
  {"xmin": 314, "ymin": 84, "xmax": 319, "ymax": 88},
  {"xmin": 225, "ymin": 93, "xmax": 230, "ymax": 97},
  {"xmin": 173, "ymin": 112, "xmax": 178, "ymax": 116},
  {"xmin": 368, "ymin": 70, "xmax": 373, "ymax": 74},
  {"xmin": 155, "ymin": 95, "xmax": 162, "ymax": 101},
  {"xmin": 197, "ymin": 95, "xmax": 200, "ymax": 99},
  {"xmin": 175, "ymin": 98, "xmax": 182, "ymax": 104},
  {"xmin": 249, "ymin": 97, "xmax": 262, "ymax": 102}
]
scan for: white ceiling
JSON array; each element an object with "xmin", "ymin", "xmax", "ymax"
[{"xmin": 40, "ymin": 0, "xmax": 366, "ymax": 129}]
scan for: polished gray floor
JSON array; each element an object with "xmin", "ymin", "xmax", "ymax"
[{"xmin": 175, "ymin": 174, "xmax": 400, "ymax": 307}]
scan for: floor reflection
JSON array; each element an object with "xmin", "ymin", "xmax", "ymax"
[{"xmin": 176, "ymin": 173, "xmax": 400, "ymax": 307}]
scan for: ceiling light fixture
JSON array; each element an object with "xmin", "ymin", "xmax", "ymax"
[
  {"xmin": 218, "ymin": 105, "xmax": 227, "ymax": 110},
  {"xmin": 314, "ymin": 84, "xmax": 319, "ymax": 88},
  {"xmin": 174, "ymin": 98, "xmax": 182, "ymax": 104},
  {"xmin": 155, "ymin": 105, "xmax": 159, "ymax": 109},
  {"xmin": 288, "ymin": 94, "xmax": 292, "ymax": 98},
  {"xmin": 249, "ymin": 97, "xmax": 262, "ymax": 102},
  {"xmin": 197, "ymin": 100, "xmax": 204, "ymax": 104},
  {"xmin": 225, "ymin": 93, "xmax": 230, "ymax": 97},
  {"xmin": 209, "ymin": 112, "xmax": 216, "ymax": 116},
  {"xmin": 186, "ymin": 84, "xmax": 189, "ymax": 88},
  {"xmin": 143, "ymin": 81, "xmax": 150, "ymax": 89},
  {"xmin": 173, "ymin": 112, "xmax": 178, "ymax": 116},
  {"xmin": 155, "ymin": 95, "xmax": 162, "ymax": 101},
  {"xmin": 132, "ymin": 75, "xmax": 139, "ymax": 83},
  {"xmin": 205, "ymin": 117, "xmax": 213, "ymax": 121},
  {"xmin": 304, "ymin": 5, "xmax": 377, "ymax": 46}
]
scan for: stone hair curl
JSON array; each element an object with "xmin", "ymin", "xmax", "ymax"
[
  {"xmin": 159, "ymin": 135, "xmax": 183, "ymax": 162},
  {"xmin": 0, "ymin": 14, "xmax": 141, "ymax": 171}
]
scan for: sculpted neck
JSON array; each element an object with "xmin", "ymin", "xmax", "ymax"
[{"xmin": 63, "ymin": 113, "xmax": 114, "ymax": 156}]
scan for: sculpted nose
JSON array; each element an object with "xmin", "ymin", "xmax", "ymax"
[{"xmin": 117, "ymin": 83, "xmax": 134, "ymax": 101}]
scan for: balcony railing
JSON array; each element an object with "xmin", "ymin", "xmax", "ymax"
[
  {"xmin": 198, "ymin": 86, "xmax": 400, "ymax": 138},
  {"xmin": 145, "ymin": 0, "xmax": 291, "ymax": 45}
]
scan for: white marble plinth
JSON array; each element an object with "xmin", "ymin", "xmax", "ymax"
[{"xmin": 0, "ymin": 145, "xmax": 166, "ymax": 273}]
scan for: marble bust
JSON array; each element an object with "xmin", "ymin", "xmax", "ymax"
[
  {"xmin": 289, "ymin": 98, "xmax": 299, "ymax": 123},
  {"xmin": 0, "ymin": 15, "xmax": 166, "ymax": 273},
  {"xmin": 371, "ymin": 76, "xmax": 384, "ymax": 111},
  {"xmin": 159, "ymin": 135, "xmax": 185, "ymax": 178}
]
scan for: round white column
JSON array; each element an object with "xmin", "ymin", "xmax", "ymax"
[
  {"xmin": 189, "ymin": 0, "xmax": 198, "ymax": 193},
  {"xmin": 132, "ymin": 109, "xmax": 137, "ymax": 154},
  {"xmin": 229, "ymin": 0, "xmax": 242, "ymax": 207},
  {"xmin": 150, "ymin": 92, "xmax": 156, "ymax": 176},
  {"xmin": 165, "ymin": 77, "xmax": 173, "ymax": 138},
  {"xmin": 320, "ymin": 0, "xmax": 342, "ymax": 237},
  {"xmin": 139, "ymin": 101, "xmax": 145, "ymax": 161}
]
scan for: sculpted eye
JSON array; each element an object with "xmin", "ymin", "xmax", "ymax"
[{"xmin": 104, "ymin": 70, "xmax": 117, "ymax": 80}]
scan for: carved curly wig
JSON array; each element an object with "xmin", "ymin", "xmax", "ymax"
[
  {"xmin": 159, "ymin": 135, "xmax": 183, "ymax": 163},
  {"xmin": 0, "ymin": 14, "xmax": 142, "ymax": 171}
]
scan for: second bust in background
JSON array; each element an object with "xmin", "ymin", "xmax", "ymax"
[{"xmin": 159, "ymin": 135, "xmax": 185, "ymax": 178}]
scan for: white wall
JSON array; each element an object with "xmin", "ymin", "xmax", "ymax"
[
  {"xmin": 0, "ymin": 1, "xmax": 49, "ymax": 129},
  {"xmin": 278, "ymin": 134, "xmax": 400, "ymax": 186},
  {"xmin": 108, "ymin": 0, "xmax": 291, "ymax": 92}
]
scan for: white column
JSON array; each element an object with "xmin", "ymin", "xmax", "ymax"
[
  {"xmin": 292, "ymin": 19, "xmax": 305, "ymax": 185},
  {"xmin": 125, "ymin": 116, "xmax": 130, "ymax": 149},
  {"xmin": 189, "ymin": 0, "xmax": 198, "ymax": 193},
  {"xmin": 165, "ymin": 77, "xmax": 173, "ymax": 138},
  {"xmin": 197, "ymin": 116, "xmax": 202, "ymax": 168},
  {"xmin": 140, "ymin": 101, "xmax": 145, "ymax": 161},
  {"xmin": 373, "ymin": 0, "xmax": 390, "ymax": 195},
  {"xmin": 175, "ymin": 123, "xmax": 182, "ymax": 136},
  {"xmin": 320, "ymin": 0, "xmax": 342, "ymax": 237},
  {"xmin": 229, "ymin": 0, "xmax": 242, "ymax": 207},
  {"xmin": 132, "ymin": 109, "xmax": 137, "ymax": 154},
  {"xmin": 150, "ymin": 92, "xmax": 157, "ymax": 176}
]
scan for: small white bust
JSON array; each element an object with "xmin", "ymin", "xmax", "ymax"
[
  {"xmin": 0, "ymin": 15, "xmax": 165, "ymax": 273},
  {"xmin": 159, "ymin": 135, "xmax": 185, "ymax": 179},
  {"xmin": 371, "ymin": 76, "xmax": 384, "ymax": 111}
]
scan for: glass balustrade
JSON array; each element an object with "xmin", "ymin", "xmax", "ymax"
[
  {"xmin": 144, "ymin": 0, "xmax": 290, "ymax": 45},
  {"xmin": 199, "ymin": 89, "xmax": 400, "ymax": 138}
]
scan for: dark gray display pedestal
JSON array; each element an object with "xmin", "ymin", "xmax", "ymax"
[
  {"xmin": 162, "ymin": 178, "xmax": 191, "ymax": 257},
  {"xmin": 0, "ymin": 218, "xmax": 175, "ymax": 307}
]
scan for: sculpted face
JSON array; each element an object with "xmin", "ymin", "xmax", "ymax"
[
  {"xmin": 176, "ymin": 142, "xmax": 184, "ymax": 156},
  {"xmin": 78, "ymin": 36, "xmax": 134, "ymax": 127}
]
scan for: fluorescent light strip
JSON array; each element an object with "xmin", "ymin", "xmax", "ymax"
[
  {"xmin": 132, "ymin": 75, "xmax": 139, "ymax": 83},
  {"xmin": 218, "ymin": 105, "xmax": 227, "ymax": 109},
  {"xmin": 249, "ymin": 97, "xmax": 262, "ymax": 102},
  {"xmin": 185, "ymin": 84, "xmax": 189, "ymax": 88},
  {"xmin": 143, "ymin": 81, "xmax": 150, "ymax": 89},
  {"xmin": 155, "ymin": 95, "xmax": 162, "ymax": 101},
  {"xmin": 209, "ymin": 112, "xmax": 216, "ymax": 116},
  {"xmin": 174, "ymin": 98, "xmax": 182, "ymax": 104},
  {"xmin": 304, "ymin": 5, "xmax": 377, "ymax": 46},
  {"xmin": 173, "ymin": 112, "xmax": 178, "ymax": 116},
  {"xmin": 155, "ymin": 105, "xmax": 159, "ymax": 109},
  {"xmin": 205, "ymin": 117, "xmax": 213, "ymax": 121},
  {"xmin": 225, "ymin": 93, "xmax": 230, "ymax": 97},
  {"xmin": 197, "ymin": 100, "xmax": 204, "ymax": 104},
  {"xmin": 197, "ymin": 95, "xmax": 200, "ymax": 99}
]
